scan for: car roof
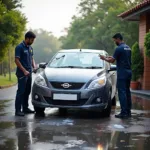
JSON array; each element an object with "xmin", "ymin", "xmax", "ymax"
[{"xmin": 58, "ymin": 49, "xmax": 107, "ymax": 55}]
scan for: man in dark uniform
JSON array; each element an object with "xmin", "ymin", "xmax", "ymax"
[
  {"xmin": 100, "ymin": 33, "xmax": 132, "ymax": 118},
  {"xmin": 15, "ymin": 31, "xmax": 36, "ymax": 116}
]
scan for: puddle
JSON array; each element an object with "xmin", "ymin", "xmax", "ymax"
[
  {"xmin": 0, "ymin": 94, "xmax": 150, "ymax": 150},
  {"xmin": 132, "ymin": 95, "xmax": 150, "ymax": 111},
  {"xmin": 0, "ymin": 122, "xmax": 14, "ymax": 129},
  {"xmin": 113, "ymin": 124, "xmax": 125, "ymax": 129},
  {"xmin": 40, "ymin": 118, "xmax": 74, "ymax": 126}
]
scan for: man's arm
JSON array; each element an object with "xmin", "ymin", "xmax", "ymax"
[
  {"xmin": 32, "ymin": 57, "xmax": 36, "ymax": 68},
  {"xmin": 32, "ymin": 57, "xmax": 38, "ymax": 73},
  {"xmin": 15, "ymin": 58, "xmax": 29, "ymax": 76},
  {"xmin": 100, "ymin": 55, "xmax": 115, "ymax": 63}
]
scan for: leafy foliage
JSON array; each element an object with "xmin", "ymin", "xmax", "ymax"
[
  {"xmin": 60, "ymin": 0, "xmax": 141, "ymax": 54},
  {"xmin": 0, "ymin": 0, "xmax": 26, "ymax": 62},
  {"xmin": 0, "ymin": 0, "xmax": 22, "ymax": 10},
  {"xmin": 144, "ymin": 32, "xmax": 150, "ymax": 59},
  {"xmin": 32, "ymin": 29, "xmax": 61, "ymax": 63},
  {"xmin": 131, "ymin": 42, "xmax": 144, "ymax": 81}
]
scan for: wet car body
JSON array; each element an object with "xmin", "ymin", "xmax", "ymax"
[{"xmin": 32, "ymin": 49, "xmax": 117, "ymax": 117}]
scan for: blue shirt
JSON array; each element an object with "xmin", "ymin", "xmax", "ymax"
[
  {"xmin": 15, "ymin": 41, "xmax": 33, "ymax": 76},
  {"xmin": 113, "ymin": 43, "xmax": 132, "ymax": 79}
]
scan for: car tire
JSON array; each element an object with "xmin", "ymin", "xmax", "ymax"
[
  {"xmin": 34, "ymin": 106, "xmax": 45, "ymax": 114},
  {"xmin": 59, "ymin": 108, "xmax": 67, "ymax": 115},
  {"xmin": 112, "ymin": 95, "xmax": 116, "ymax": 106},
  {"xmin": 101, "ymin": 91, "xmax": 112, "ymax": 117}
]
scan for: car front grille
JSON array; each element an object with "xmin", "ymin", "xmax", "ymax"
[
  {"xmin": 44, "ymin": 97, "xmax": 87, "ymax": 106},
  {"xmin": 50, "ymin": 82, "xmax": 85, "ymax": 90}
]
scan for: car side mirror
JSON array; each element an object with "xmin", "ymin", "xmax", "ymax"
[
  {"xmin": 108, "ymin": 64, "xmax": 117, "ymax": 72},
  {"xmin": 39, "ymin": 62, "xmax": 48, "ymax": 69}
]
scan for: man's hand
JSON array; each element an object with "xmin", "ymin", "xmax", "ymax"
[
  {"xmin": 33, "ymin": 67, "xmax": 38, "ymax": 73},
  {"xmin": 99, "ymin": 55, "xmax": 106, "ymax": 60},
  {"xmin": 23, "ymin": 70, "xmax": 30, "ymax": 76},
  {"xmin": 99, "ymin": 55, "xmax": 115, "ymax": 63}
]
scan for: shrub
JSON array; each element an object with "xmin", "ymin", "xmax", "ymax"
[
  {"xmin": 144, "ymin": 32, "xmax": 150, "ymax": 59},
  {"xmin": 131, "ymin": 42, "xmax": 144, "ymax": 81}
]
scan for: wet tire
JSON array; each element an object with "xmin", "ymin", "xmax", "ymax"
[
  {"xmin": 112, "ymin": 95, "xmax": 116, "ymax": 106},
  {"xmin": 101, "ymin": 91, "xmax": 112, "ymax": 117},
  {"xmin": 34, "ymin": 106, "xmax": 45, "ymax": 114},
  {"xmin": 59, "ymin": 108, "xmax": 67, "ymax": 115}
]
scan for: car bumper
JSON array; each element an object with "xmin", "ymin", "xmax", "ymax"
[{"xmin": 32, "ymin": 83, "xmax": 109, "ymax": 110}]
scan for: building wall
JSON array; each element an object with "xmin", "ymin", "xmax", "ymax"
[{"xmin": 139, "ymin": 12, "xmax": 150, "ymax": 90}]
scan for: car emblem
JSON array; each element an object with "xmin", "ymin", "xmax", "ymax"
[{"xmin": 61, "ymin": 83, "xmax": 72, "ymax": 88}]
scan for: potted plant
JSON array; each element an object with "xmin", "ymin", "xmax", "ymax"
[
  {"xmin": 131, "ymin": 42, "xmax": 144, "ymax": 90},
  {"xmin": 144, "ymin": 32, "xmax": 150, "ymax": 59}
]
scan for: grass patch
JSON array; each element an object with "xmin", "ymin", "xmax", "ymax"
[{"xmin": 0, "ymin": 72, "xmax": 17, "ymax": 86}]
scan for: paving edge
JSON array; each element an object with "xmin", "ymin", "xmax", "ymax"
[
  {"xmin": 131, "ymin": 90, "xmax": 150, "ymax": 97},
  {"xmin": 0, "ymin": 83, "xmax": 17, "ymax": 89}
]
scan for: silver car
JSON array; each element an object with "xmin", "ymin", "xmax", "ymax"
[{"xmin": 32, "ymin": 49, "xmax": 117, "ymax": 117}]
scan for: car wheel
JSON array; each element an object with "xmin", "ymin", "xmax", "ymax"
[
  {"xmin": 112, "ymin": 95, "xmax": 117, "ymax": 106},
  {"xmin": 34, "ymin": 106, "xmax": 45, "ymax": 114},
  {"xmin": 101, "ymin": 91, "xmax": 112, "ymax": 117},
  {"xmin": 59, "ymin": 108, "xmax": 67, "ymax": 115}
]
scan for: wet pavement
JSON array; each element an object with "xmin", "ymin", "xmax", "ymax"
[{"xmin": 0, "ymin": 86, "xmax": 150, "ymax": 150}]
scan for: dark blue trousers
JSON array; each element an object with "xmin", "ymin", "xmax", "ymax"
[
  {"xmin": 15, "ymin": 75, "xmax": 32, "ymax": 112},
  {"xmin": 117, "ymin": 79, "xmax": 132, "ymax": 115}
]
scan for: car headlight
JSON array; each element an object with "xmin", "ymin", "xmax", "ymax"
[
  {"xmin": 34, "ymin": 74, "xmax": 47, "ymax": 87},
  {"xmin": 87, "ymin": 76, "xmax": 106, "ymax": 89}
]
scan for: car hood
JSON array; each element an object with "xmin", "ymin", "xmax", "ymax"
[{"xmin": 44, "ymin": 67, "xmax": 105, "ymax": 83}]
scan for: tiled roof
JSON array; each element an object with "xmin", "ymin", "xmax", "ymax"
[{"xmin": 118, "ymin": 0, "xmax": 150, "ymax": 18}]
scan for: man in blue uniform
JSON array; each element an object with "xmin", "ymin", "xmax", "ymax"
[
  {"xmin": 15, "ymin": 31, "xmax": 36, "ymax": 116},
  {"xmin": 100, "ymin": 33, "xmax": 132, "ymax": 118}
]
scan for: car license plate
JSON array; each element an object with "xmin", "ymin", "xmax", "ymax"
[
  {"xmin": 53, "ymin": 136, "xmax": 77, "ymax": 141},
  {"xmin": 53, "ymin": 93, "xmax": 77, "ymax": 101}
]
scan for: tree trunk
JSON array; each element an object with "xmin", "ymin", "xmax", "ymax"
[
  {"xmin": 2, "ymin": 62, "xmax": 4, "ymax": 75},
  {"xmin": 8, "ymin": 49, "xmax": 11, "ymax": 81},
  {"xmin": 0, "ymin": 63, "xmax": 2, "ymax": 75}
]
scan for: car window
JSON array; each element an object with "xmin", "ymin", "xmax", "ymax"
[
  {"xmin": 48, "ymin": 52, "xmax": 104, "ymax": 68},
  {"xmin": 79, "ymin": 53, "xmax": 103, "ymax": 67}
]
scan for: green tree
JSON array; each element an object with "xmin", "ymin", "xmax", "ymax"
[
  {"xmin": 131, "ymin": 42, "xmax": 144, "ymax": 81},
  {"xmin": 0, "ymin": 0, "xmax": 26, "ymax": 80},
  {"xmin": 61, "ymin": 0, "xmax": 141, "ymax": 54},
  {"xmin": 144, "ymin": 32, "xmax": 150, "ymax": 59},
  {"xmin": 0, "ymin": 1, "xmax": 26, "ymax": 62},
  {"xmin": 1, "ymin": 0, "xmax": 22, "ymax": 10},
  {"xmin": 32, "ymin": 29, "xmax": 61, "ymax": 63}
]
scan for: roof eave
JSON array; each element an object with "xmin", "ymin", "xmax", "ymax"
[{"xmin": 118, "ymin": 5, "xmax": 150, "ymax": 21}]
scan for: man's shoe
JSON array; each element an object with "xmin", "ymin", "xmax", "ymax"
[
  {"xmin": 15, "ymin": 111, "xmax": 25, "ymax": 116},
  {"xmin": 23, "ymin": 108, "xmax": 35, "ymax": 114},
  {"xmin": 115, "ymin": 113, "xmax": 129, "ymax": 119}
]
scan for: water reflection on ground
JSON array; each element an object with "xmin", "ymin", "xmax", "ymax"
[{"xmin": 0, "ymin": 94, "xmax": 149, "ymax": 150}]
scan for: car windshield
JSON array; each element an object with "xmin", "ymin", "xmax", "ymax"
[{"xmin": 48, "ymin": 52, "xmax": 104, "ymax": 69}]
